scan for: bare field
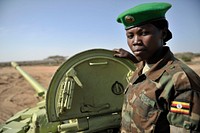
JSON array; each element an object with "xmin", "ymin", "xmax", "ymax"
[
  {"xmin": 0, "ymin": 65, "xmax": 58, "ymax": 124},
  {"xmin": 0, "ymin": 59, "xmax": 199, "ymax": 124}
]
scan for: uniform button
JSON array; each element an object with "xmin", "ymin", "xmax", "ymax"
[
  {"xmin": 183, "ymin": 122, "xmax": 191, "ymax": 129},
  {"xmin": 170, "ymin": 66, "xmax": 175, "ymax": 69}
]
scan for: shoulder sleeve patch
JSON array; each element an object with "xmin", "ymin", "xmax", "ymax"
[{"xmin": 170, "ymin": 101, "xmax": 190, "ymax": 115}]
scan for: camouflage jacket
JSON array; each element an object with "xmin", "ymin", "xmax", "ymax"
[{"xmin": 121, "ymin": 47, "xmax": 200, "ymax": 133}]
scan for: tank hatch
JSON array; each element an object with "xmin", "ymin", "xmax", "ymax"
[{"xmin": 46, "ymin": 49, "xmax": 135, "ymax": 122}]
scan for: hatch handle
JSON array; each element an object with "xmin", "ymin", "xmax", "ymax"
[
  {"xmin": 89, "ymin": 61, "xmax": 108, "ymax": 66},
  {"xmin": 67, "ymin": 68, "xmax": 83, "ymax": 88}
]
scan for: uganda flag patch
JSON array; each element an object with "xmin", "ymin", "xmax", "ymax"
[{"xmin": 170, "ymin": 101, "xmax": 190, "ymax": 115}]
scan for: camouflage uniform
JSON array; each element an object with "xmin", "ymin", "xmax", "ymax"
[{"xmin": 121, "ymin": 47, "xmax": 200, "ymax": 133}]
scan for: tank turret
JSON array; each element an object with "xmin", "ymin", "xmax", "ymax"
[{"xmin": 0, "ymin": 49, "xmax": 136, "ymax": 133}]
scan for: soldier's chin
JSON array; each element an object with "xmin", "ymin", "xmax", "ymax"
[{"xmin": 135, "ymin": 56, "xmax": 145, "ymax": 62}]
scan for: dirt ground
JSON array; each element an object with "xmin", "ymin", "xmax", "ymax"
[
  {"xmin": 0, "ymin": 65, "xmax": 58, "ymax": 124},
  {"xmin": 0, "ymin": 59, "xmax": 200, "ymax": 124}
]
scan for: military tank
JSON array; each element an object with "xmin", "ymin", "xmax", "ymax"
[{"xmin": 0, "ymin": 49, "xmax": 135, "ymax": 133}]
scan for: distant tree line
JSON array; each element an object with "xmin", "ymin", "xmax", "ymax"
[{"xmin": 175, "ymin": 52, "xmax": 200, "ymax": 62}]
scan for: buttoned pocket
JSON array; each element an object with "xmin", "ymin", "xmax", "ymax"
[{"xmin": 132, "ymin": 92, "xmax": 157, "ymax": 118}]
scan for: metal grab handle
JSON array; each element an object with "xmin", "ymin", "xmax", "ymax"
[{"xmin": 89, "ymin": 61, "xmax": 108, "ymax": 66}]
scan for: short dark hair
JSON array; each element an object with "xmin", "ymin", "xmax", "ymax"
[{"xmin": 150, "ymin": 19, "xmax": 172, "ymax": 43}]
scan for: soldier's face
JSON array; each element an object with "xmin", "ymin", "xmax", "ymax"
[{"xmin": 126, "ymin": 24, "xmax": 163, "ymax": 62}]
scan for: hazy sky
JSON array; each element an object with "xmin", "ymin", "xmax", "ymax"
[{"xmin": 1, "ymin": 0, "xmax": 200, "ymax": 62}]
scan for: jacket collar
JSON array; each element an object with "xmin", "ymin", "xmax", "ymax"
[{"xmin": 135, "ymin": 47, "xmax": 176, "ymax": 81}]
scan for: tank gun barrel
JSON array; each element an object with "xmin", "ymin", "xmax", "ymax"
[{"xmin": 11, "ymin": 62, "xmax": 46, "ymax": 97}]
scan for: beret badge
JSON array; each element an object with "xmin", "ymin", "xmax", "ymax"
[{"xmin": 125, "ymin": 15, "xmax": 135, "ymax": 23}]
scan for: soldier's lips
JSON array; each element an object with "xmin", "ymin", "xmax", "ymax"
[{"xmin": 133, "ymin": 49, "xmax": 146, "ymax": 55}]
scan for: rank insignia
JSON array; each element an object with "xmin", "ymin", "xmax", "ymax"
[
  {"xmin": 170, "ymin": 101, "xmax": 190, "ymax": 115},
  {"xmin": 125, "ymin": 15, "xmax": 135, "ymax": 23}
]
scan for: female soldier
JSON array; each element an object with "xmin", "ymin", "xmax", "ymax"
[{"xmin": 114, "ymin": 2, "xmax": 200, "ymax": 133}]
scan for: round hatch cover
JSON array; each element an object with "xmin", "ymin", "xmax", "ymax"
[{"xmin": 46, "ymin": 49, "xmax": 135, "ymax": 122}]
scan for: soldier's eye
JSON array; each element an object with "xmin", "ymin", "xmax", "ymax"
[
  {"xmin": 127, "ymin": 34, "xmax": 134, "ymax": 39},
  {"xmin": 141, "ymin": 31, "xmax": 149, "ymax": 36}
]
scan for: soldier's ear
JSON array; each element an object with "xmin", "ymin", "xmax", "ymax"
[{"xmin": 162, "ymin": 28, "xmax": 168, "ymax": 40}]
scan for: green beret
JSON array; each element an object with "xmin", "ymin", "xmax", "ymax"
[{"xmin": 117, "ymin": 2, "xmax": 172, "ymax": 29}]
